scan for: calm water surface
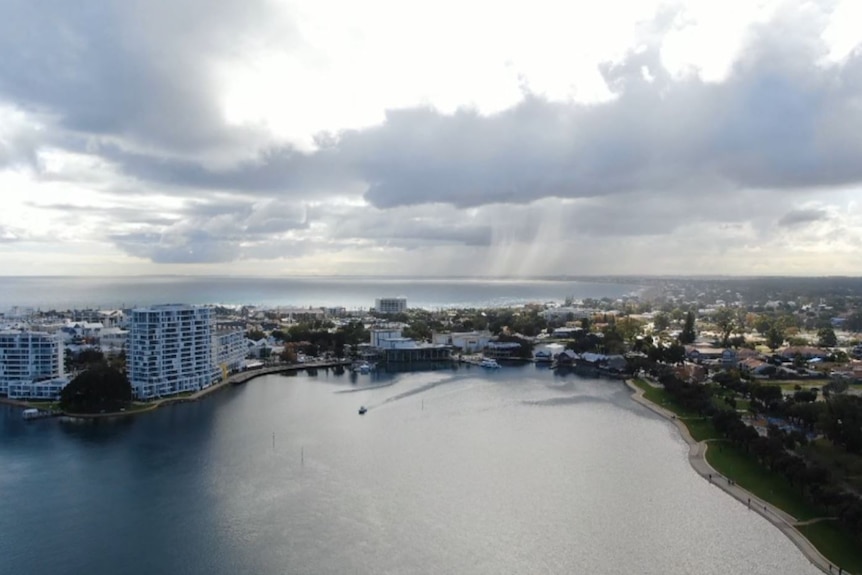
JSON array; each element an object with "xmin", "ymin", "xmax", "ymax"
[
  {"xmin": 0, "ymin": 366, "xmax": 819, "ymax": 575},
  {"xmin": 0, "ymin": 275, "xmax": 636, "ymax": 311}
]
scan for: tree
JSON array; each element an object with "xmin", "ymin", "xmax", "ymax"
[
  {"xmin": 766, "ymin": 323, "xmax": 785, "ymax": 351},
  {"xmin": 679, "ymin": 311, "xmax": 696, "ymax": 344},
  {"xmin": 665, "ymin": 341, "xmax": 686, "ymax": 365},
  {"xmin": 653, "ymin": 312, "xmax": 671, "ymax": 333},
  {"xmin": 845, "ymin": 311, "xmax": 862, "ymax": 333},
  {"xmin": 713, "ymin": 307, "xmax": 736, "ymax": 347},
  {"xmin": 60, "ymin": 363, "xmax": 132, "ymax": 413},
  {"xmin": 246, "ymin": 329, "xmax": 266, "ymax": 341},
  {"xmin": 817, "ymin": 326, "xmax": 838, "ymax": 348}
]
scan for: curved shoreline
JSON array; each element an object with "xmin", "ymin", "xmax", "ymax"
[{"xmin": 625, "ymin": 379, "xmax": 839, "ymax": 574}]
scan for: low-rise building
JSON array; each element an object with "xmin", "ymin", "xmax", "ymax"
[{"xmin": 431, "ymin": 330, "xmax": 492, "ymax": 353}]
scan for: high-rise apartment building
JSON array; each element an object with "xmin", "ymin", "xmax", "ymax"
[
  {"xmin": 0, "ymin": 331, "xmax": 67, "ymax": 399},
  {"xmin": 128, "ymin": 304, "xmax": 217, "ymax": 399},
  {"xmin": 214, "ymin": 328, "xmax": 247, "ymax": 378}
]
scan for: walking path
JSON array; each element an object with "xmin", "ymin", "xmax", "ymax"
[{"xmin": 625, "ymin": 380, "xmax": 847, "ymax": 575}]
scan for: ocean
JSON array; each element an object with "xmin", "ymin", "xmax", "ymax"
[{"xmin": 0, "ymin": 275, "xmax": 638, "ymax": 311}]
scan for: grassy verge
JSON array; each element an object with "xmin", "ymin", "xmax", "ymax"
[
  {"xmin": 705, "ymin": 441, "xmax": 820, "ymax": 521},
  {"xmin": 631, "ymin": 380, "xmax": 720, "ymax": 441},
  {"xmin": 684, "ymin": 418, "xmax": 721, "ymax": 442},
  {"xmin": 797, "ymin": 521, "xmax": 862, "ymax": 574},
  {"xmin": 631, "ymin": 379, "xmax": 700, "ymax": 418},
  {"xmin": 706, "ymin": 438, "xmax": 862, "ymax": 571},
  {"xmin": 633, "ymin": 378, "xmax": 862, "ymax": 572}
]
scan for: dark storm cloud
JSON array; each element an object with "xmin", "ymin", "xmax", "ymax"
[
  {"xmin": 331, "ymin": 207, "xmax": 493, "ymax": 247},
  {"xmin": 108, "ymin": 197, "xmax": 308, "ymax": 263},
  {"xmin": 777, "ymin": 208, "xmax": 830, "ymax": 227},
  {"xmin": 351, "ymin": 36, "xmax": 862, "ymax": 209},
  {"xmin": 96, "ymin": 142, "xmax": 351, "ymax": 196},
  {"xmin": 0, "ymin": 0, "xmax": 288, "ymax": 157},
  {"xmin": 91, "ymin": 14, "xmax": 862, "ymax": 213},
  {"xmin": 112, "ymin": 230, "xmax": 241, "ymax": 264},
  {"xmin": 3, "ymin": 1, "xmax": 861, "ymax": 270}
]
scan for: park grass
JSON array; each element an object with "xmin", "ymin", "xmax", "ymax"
[
  {"xmin": 633, "ymin": 378, "xmax": 862, "ymax": 571},
  {"xmin": 683, "ymin": 418, "xmax": 722, "ymax": 442},
  {"xmin": 797, "ymin": 521, "xmax": 862, "ymax": 574},
  {"xmin": 631, "ymin": 380, "xmax": 720, "ymax": 441},
  {"xmin": 631, "ymin": 379, "xmax": 701, "ymax": 418},
  {"xmin": 705, "ymin": 441, "xmax": 820, "ymax": 521}
]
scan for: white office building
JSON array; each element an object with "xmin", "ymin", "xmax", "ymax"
[
  {"xmin": 128, "ymin": 305, "xmax": 218, "ymax": 399},
  {"xmin": 0, "ymin": 331, "xmax": 68, "ymax": 399},
  {"xmin": 374, "ymin": 297, "xmax": 407, "ymax": 314}
]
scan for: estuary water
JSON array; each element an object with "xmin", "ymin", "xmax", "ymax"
[
  {"xmin": 0, "ymin": 366, "xmax": 819, "ymax": 575},
  {"xmin": 0, "ymin": 275, "xmax": 636, "ymax": 311}
]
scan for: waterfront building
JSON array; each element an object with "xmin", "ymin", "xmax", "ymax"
[
  {"xmin": 431, "ymin": 330, "xmax": 492, "ymax": 353},
  {"xmin": 128, "ymin": 304, "xmax": 218, "ymax": 399},
  {"xmin": 369, "ymin": 326, "xmax": 450, "ymax": 363},
  {"xmin": 370, "ymin": 326, "xmax": 403, "ymax": 349},
  {"xmin": 0, "ymin": 330, "xmax": 68, "ymax": 399},
  {"xmin": 374, "ymin": 297, "xmax": 407, "ymax": 314},
  {"xmin": 214, "ymin": 328, "xmax": 247, "ymax": 378}
]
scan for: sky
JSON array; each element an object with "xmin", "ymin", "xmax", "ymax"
[{"xmin": 0, "ymin": 0, "xmax": 861, "ymax": 277}]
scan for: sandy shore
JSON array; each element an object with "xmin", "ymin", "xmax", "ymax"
[{"xmin": 625, "ymin": 379, "xmax": 843, "ymax": 574}]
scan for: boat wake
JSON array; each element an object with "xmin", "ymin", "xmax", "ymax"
[
  {"xmin": 520, "ymin": 395, "xmax": 608, "ymax": 407},
  {"xmin": 379, "ymin": 376, "xmax": 462, "ymax": 405},
  {"xmin": 334, "ymin": 381, "xmax": 397, "ymax": 394}
]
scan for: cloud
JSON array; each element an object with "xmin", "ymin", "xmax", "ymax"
[
  {"xmin": 108, "ymin": 197, "xmax": 310, "ymax": 263},
  {"xmin": 2, "ymin": 1, "xmax": 862, "ymax": 275},
  {"xmin": 777, "ymin": 208, "xmax": 830, "ymax": 227},
  {"xmin": 0, "ymin": 225, "xmax": 19, "ymax": 242},
  {"xmin": 0, "ymin": 0, "xmax": 291, "ymax": 164},
  {"xmin": 85, "ymin": 8, "xmax": 862, "ymax": 218}
]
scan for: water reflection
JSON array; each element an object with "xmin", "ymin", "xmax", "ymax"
[{"xmin": 0, "ymin": 366, "xmax": 821, "ymax": 575}]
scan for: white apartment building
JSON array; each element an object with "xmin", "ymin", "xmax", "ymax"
[
  {"xmin": 214, "ymin": 328, "xmax": 247, "ymax": 378},
  {"xmin": 128, "ymin": 305, "xmax": 218, "ymax": 399},
  {"xmin": 374, "ymin": 297, "xmax": 407, "ymax": 314},
  {"xmin": 0, "ymin": 331, "xmax": 67, "ymax": 399}
]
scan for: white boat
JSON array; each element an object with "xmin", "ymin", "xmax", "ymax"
[
  {"xmin": 353, "ymin": 361, "xmax": 374, "ymax": 374},
  {"xmin": 479, "ymin": 358, "xmax": 501, "ymax": 369}
]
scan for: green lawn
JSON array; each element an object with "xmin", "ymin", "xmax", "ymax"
[
  {"xmin": 798, "ymin": 521, "xmax": 862, "ymax": 574},
  {"xmin": 632, "ymin": 379, "xmax": 862, "ymax": 571},
  {"xmin": 684, "ymin": 418, "xmax": 721, "ymax": 442},
  {"xmin": 705, "ymin": 441, "xmax": 821, "ymax": 521},
  {"xmin": 631, "ymin": 379, "xmax": 701, "ymax": 418}
]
